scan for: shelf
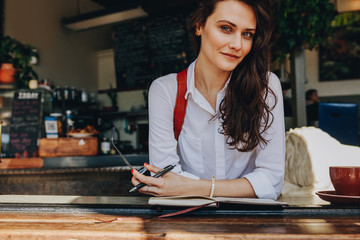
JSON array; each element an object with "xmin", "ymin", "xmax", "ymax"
[
  {"xmin": 0, "ymin": 85, "xmax": 16, "ymax": 90},
  {"xmin": 99, "ymin": 109, "xmax": 148, "ymax": 118}
]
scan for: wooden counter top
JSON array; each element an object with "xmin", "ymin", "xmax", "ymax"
[
  {"xmin": 0, "ymin": 195, "xmax": 359, "ymax": 239},
  {"xmin": 0, "ymin": 158, "xmax": 43, "ymax": 169},
  {"xmin": 0, "ymin": 209, "xmax": 359, "ymax": 239},
  {"xmin": 0, "ymin": 154, "xmax": 148, "ymax": 169}
]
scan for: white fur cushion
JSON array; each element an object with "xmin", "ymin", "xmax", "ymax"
[{"xmin": 282, "ymin": 126, "xmax": 360, "ymax": 196}]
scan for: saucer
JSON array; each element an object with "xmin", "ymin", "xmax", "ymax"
[
  {"xmin": 316, "ymin": 191, "xmax": 360, "ymax": 205},
  {"xmin": 67, "ymin": 132, "xmax": 97, "ymax": 138}
]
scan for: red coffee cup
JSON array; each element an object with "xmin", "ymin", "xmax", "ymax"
[{"xmin": 329, "ymin": 166, "xmax": 360, "ymax": 196}]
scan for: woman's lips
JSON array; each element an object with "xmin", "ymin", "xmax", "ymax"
[{"xmin": 221, "ymin": 52, "xmax": 240, "ymax": 60}]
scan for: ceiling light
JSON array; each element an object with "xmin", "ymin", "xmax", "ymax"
[
  {"xmin": 62, "ymin": 6, "xmax": 148, "ymax": 31},
  {"xmin": 336, "ymin": 0, "xmax": 360, "ymax": 12}
]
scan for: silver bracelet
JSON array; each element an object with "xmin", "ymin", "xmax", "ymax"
[{"xmin": 209, "ymin": 176, "xmax": 215, "ymax": 198}]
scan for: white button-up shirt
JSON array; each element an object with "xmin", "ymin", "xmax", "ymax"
[{"xmin": 148, "ymin": 60, "xmax": 285, "ymax": 199}]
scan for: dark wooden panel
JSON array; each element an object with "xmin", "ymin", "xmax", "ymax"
[{"xmin": 0, "ymin": 167, "xmax": 140, "ymax": 196}]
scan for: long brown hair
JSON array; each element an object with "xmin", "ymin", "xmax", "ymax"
[{"xmin": 190, "ymin": 0, "xmax": 276, "ymax": 152}]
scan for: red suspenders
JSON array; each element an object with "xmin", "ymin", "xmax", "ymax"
[{"xmin": 173, "ymin": 68, "xmax": 188, "ymax": 141}]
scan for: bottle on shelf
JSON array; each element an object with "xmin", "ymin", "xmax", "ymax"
[
  {"xmin": 64, "ymin": 110, "xmax": 74, "ymax": 136},
  {"xmin": 101, "ymin": 137, "xmax": 111, "ymax": 155}
]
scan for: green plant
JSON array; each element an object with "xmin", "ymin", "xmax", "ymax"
[
  {"xmin": 272, "ymin": 0, "xmax": 336, "ymax": 61},
  {"xmin": 0, "ymin": 35, "xmax": 39, "ymax": 88}
]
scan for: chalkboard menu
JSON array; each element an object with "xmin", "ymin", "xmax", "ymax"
[
  {"xmin": 113, "ymin": 20, "xmax": 150, "ymax": 89},
  {"xmin": 113, "ymin": 14, "xmax": 196, "ymax": 90},
  {"xmin": 147, "ymin": 15, "xmax": 189, "ymax": 78},
  {"xmin": 9, "ymin": 91, "xmax": 42, "ymax": 158}
]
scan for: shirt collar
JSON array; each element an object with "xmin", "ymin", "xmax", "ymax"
[
  {"xmin": 185, "ymin": 59, "xmax": 231, "ymax": 100},
  {"xmin": 185, "ymin": 60, "xmax": 197, "ymax": 100}
]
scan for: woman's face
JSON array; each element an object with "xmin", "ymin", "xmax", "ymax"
[{"xmin": 197, "ymin": 0, "xmax": 256, "ymax": 72}]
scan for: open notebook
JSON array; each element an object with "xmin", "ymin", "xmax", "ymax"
[{"xmin": 149, "ymin": 195, "xmax": 287, "ymax": 207}]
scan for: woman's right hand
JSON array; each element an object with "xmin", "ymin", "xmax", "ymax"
[{"xmin": 131, "ymin": 163, "xmax": 193, "ymax": 197}]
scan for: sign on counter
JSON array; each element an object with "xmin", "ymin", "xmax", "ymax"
[{"xmin": 9, "ymin": 90, "xmax": 42, "ymax": 158}]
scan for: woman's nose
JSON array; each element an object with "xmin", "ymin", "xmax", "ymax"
[{"xmin": 229, "ymin": 34, "xmax": 242, "ymax": 50}]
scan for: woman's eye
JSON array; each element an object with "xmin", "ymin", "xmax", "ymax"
[
  {"xmin": 242, "ymin": 32, "xmax": 254, "ymax": 40},
  {"xmin": 220, "ymin": 25, "xmax": 232, "ymax": 32}
]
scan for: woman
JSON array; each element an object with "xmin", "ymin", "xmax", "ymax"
[{"xmin": 131, "ymin": 0, "xmax": 285, "ymax": 200}]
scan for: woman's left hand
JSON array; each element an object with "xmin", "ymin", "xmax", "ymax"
[{"xmin": 131, "ymin": 163, "xmax": 191, "ymax": 196}]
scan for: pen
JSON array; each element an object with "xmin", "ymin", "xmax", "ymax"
[
  {"xmin": 111, "ymin": 127, "xmax": 147, "ymax": 174},
  {"xmin": 129, "ymin": 164, "xmax": 175, "ymax": 193}
]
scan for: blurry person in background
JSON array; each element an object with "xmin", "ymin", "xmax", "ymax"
[
  {"xmin": 306, "ymin": 89, "xmax": 320, "ymax": 126},
  {"xmin": 281, "ymin": 82, "xmax": 292, "ymax": 117}
]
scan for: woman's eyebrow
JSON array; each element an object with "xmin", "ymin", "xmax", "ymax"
[{"xmin": 217, "ymin": 20, "xmax": 256, "ymax": 31}]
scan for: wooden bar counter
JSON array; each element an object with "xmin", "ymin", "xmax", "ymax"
[
  {"xmin": 0, "ymin": 157, "xmax": 359, "ymax": 239},
  {"xmin": 0, "ymin": 195, "xmax": 359, "ymax": 239}
]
